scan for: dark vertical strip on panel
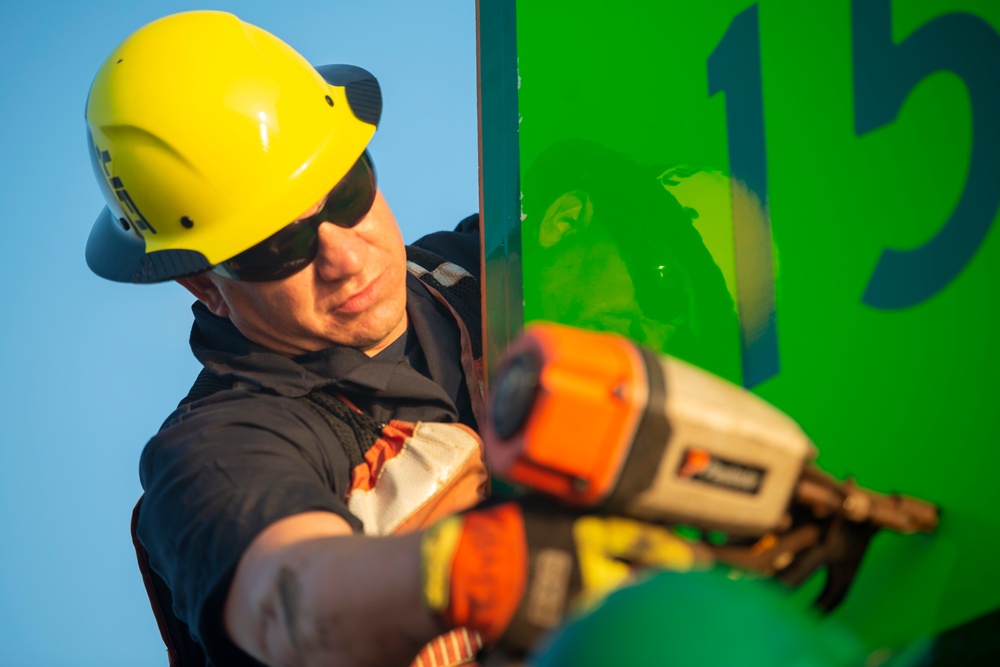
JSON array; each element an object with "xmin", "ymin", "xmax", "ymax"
[{"xmin": 477, "ymin": 0, "xmax": 524, "ymax": 390}]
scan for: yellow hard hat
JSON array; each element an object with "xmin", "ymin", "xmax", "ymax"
[{"xmin": 85, "ymin": 11, "xmax": 382, "ymax": 283}]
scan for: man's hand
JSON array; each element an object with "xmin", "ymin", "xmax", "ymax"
[{"xmin": 420, "ymin": 497, "xmax": 709, "ymax": 654}]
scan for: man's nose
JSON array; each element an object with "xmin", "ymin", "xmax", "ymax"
[{"xmin": 312, "ymin": 222, "xmax": 368, "ymax": 281}]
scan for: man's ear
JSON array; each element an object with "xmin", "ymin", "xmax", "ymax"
[
  {"xmin": 538, "ymin": 190, "xmax": 593, "ymax": 248},
  {"xmin": 177, "ymin": 273, "xmax": 230, "ymax": 318}
]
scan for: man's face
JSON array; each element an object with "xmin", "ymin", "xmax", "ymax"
[{"xmin": 184, "ymin": 189, "xmax": 409, "ymax": 357}]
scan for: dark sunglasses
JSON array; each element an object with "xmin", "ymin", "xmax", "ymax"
[{"xmin": 212, "ymin": 151, "xmax": 377, "ymax": 281}]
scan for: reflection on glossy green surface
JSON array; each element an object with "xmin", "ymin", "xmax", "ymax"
[
  {"xmin": 521, "ymin": 140, "xmax": 741, "ymax": 382},
  {"xmin": 479, "ymin": 0, "xmax": 1000, "ymax": 654}
]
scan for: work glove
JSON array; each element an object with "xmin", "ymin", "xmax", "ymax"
[{"xmin": 419, "ymin": 496, "xmax": 708, "ymax": 654}]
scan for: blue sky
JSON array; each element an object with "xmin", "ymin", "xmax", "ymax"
[{"xmin": 0, "ymin": 2, "xmax": 477, "ymax": 665}]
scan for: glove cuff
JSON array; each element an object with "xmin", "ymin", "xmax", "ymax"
[
  {"xmin": 421, "ymin": 502, "xmax": 528, "ymax": 644},
  {"xmin": 502, "ymin": 501, "xmax": 583, "ymax": 650}
]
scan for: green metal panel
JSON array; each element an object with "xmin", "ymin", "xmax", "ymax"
[{"xmin": 479, "ymin": 0, "xmax": 1000, "ymax": 652}]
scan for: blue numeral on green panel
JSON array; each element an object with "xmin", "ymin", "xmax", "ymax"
[
  {"xmin": 853, "ymin": 0, "xmax": 1000, "ymax": 309},
  {"xmin": 708, "ymin": 4, "xmax": 780, "ymax": 388}
]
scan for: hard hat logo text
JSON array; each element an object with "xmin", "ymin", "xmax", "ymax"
[{"xmin": 92, "ymin": 141, "xmax": 157, "ymax": 236}]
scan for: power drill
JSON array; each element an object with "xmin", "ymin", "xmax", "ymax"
[{"xmin": 485, "ymin": 322, "xmax": 938, "ymax": 611}]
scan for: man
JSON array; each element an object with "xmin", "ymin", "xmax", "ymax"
[{"xmin": 86, "ymin": 11, "xmax": 691, "ymax": 667}]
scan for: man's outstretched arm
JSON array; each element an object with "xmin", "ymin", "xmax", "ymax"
[
  {"xmin": 224, "ymin": 512, "xmax": 445, "ymax": 667},
  {"xmin": 224, "ymin": 502, "xmax": 700, "ymax": 667}
]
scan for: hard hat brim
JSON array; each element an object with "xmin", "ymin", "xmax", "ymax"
[{"xmin": 86, "ymin": 206, "xmax": 213, "ymax": 283}]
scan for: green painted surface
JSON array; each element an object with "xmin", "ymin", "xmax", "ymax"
[
  {"xmin": 479, "ymin": 0, "xmax": 1000, "ymax": 652},
  {"xmin": 532, "ymin": 570, "xmax": 867, "ymax": 667}
]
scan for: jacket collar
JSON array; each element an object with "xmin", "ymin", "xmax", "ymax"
[{"xmin": 188, "ymin": 273, "xmax": 454, "ymax": 405}]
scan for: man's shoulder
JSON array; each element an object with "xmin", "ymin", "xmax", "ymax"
[
  {"xmin": 146, "ymin": 386, "xmax": 330, "ymax": 468},
  {"xmin": 408, "ymin": 213, "xmax": 480, "ymax": 278},
  {"xmin": 405, "ymin": 216, "xmax": 483, "ymax": 358}
]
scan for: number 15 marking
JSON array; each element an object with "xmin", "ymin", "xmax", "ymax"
[{"xmin": 708, "ymin": 1, "xmax": 999, "ymax": 387}]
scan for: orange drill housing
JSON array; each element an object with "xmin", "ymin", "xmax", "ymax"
[{"xmin": 486, "ymin": 323, "xmax": 648, "ymax": 506}]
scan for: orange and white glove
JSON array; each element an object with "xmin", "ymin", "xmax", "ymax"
[{"xmin": 419, "ymin": 497, "xmax": 707, "ymax": 653}]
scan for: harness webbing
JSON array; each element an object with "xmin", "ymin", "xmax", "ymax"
[{"xmin": 301, "ymin": 390, "xmax": 383, "ymax": 471}]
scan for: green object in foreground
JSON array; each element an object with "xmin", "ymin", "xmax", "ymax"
[{"xmin": 530, "ymin": 570, "xmax": 865, "ymax": 667}]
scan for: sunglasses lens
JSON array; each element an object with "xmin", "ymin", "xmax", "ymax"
[
  {"xmin": 215, "ymin": 219, "xmax": 320, "ymax": 281},
  {"xmin": 318, "ymin": 152, "xmax": 377, "ymax": 228},
  {"xmin": 214, "ymin": 152, "xmax": 377, "ymax": 281}
]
